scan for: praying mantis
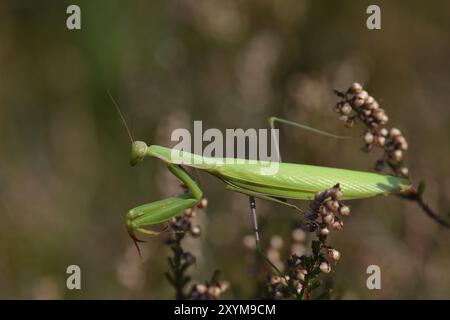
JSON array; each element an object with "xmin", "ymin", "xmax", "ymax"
[{"xmin": 118, "ymin": 105, "xmax": 411, "ymax": 254}]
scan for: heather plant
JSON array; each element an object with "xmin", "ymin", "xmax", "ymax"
[
  {"xmin": 164, "ymin": 193, "xmax": 229, "ymax": 300},
  {"xmin": 334, "ymin": 83, "xmax": 449, "ymax": 228}
]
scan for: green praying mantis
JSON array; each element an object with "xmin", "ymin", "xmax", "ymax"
[{"xmin": 113, "ymin": 93, "xmax": 411, "ymax": 257}]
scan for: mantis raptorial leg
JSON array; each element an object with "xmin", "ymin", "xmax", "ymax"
[{"xmin": 126, "ymin": 163, "xmax": 202, "ymax": 253}]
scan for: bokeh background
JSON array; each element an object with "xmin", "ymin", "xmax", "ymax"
[{"xmin": 0, "ymin": 0, "xmax": 449, "ymax": 299}]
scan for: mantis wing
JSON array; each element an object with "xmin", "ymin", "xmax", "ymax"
[{"xmin": 213, "ymin": 161, "xmax": 410, "ymax": 200}]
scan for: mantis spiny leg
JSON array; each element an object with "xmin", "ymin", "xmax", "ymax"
[{"xmin": 126, "ymin": 163, "xmax": 202, "ymax": 248}]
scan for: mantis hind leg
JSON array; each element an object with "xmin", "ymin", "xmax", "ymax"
[
  {"xmin": 268, "ymin": 116, "xmax": 351, "ymax": 140},
  {"xmin": 248, "ymin": 196, "xmax": 285, "ymax": 276},
  {"xmin": 225, "ymin": 183, "xmax": 301, "ymax": 276},
  {"xmin": 268, "ymin": 116, "xmax": 351, "ymax": 162},
  {"xmin": 126, "ymin": 164, "xmax": 202, "ymax": 244}
]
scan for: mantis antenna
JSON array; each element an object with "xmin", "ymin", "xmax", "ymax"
[
  {"xmin": 107, "ymin": 90, "xmax": 134, "ymax": 144},
  {"xmin": 107, "ymin": 90, "xmax": 146, "ymax": 258}
]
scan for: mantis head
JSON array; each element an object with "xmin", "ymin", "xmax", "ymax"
[{"xmin": 130, "ymin": 141, "xmax": 148, "ymax": 166}]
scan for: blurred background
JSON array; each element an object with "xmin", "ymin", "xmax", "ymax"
[{"xmin": 0, "ymin": 0, "xmax": 449, "ymax": 299}]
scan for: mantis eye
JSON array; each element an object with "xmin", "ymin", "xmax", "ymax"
[{"xmin": 130, "ymin": 141, "xmax": 148, "ymax": 166}]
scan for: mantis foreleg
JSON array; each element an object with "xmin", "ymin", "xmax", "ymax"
[{"xmin": 126, "ymin": 164, "xmax": 202, "ymax": 242}]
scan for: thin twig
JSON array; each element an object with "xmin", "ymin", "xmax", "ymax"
[{"xmin": 399, "ymin": 189, "xmax": 450, "ymax": 228}]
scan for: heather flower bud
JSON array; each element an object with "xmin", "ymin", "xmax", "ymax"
[
  {"xmin": 331, "ymin": 219, "xmax": 343, "ymax": 230},
  {"xmin": 390, "ymin": 128, "xmax": 401, "ymax": 137},
  {"xmin": 197, "ymin": 198, "xmax": 208, "ymax": 209},
  {"xmin": 296, "ymin": 269, "xmax": 308, "ymax": 281},
  {"xmin": 364, "ymin": 131, "xmax": 374, "ymax": 144},
  {"xmin": 392, "ymin": 149, "xmax": 402, "ymax": 162},
  {"xmin": 397, "ymin": 138, "xmax": 408, "ymax": 150},
  {"xmin": 330, "ymin": 185, "xmax": 342, "ymax": 199},
  {"xmin": 358, "ymin": 90, "xmax": 369, "ymax": 100},
  {"xmin": 379, "ymin": 128, "xmax": 388, "ymax": 137},
  {"xmin": 353, "ymin": 96, "xmax": 365, "ymax": 108},
  {"xmin": 371, "ymin": 101, "xmax": 379, "ymax": 109},
  {"xmin": 220, "ymin": 281, "xmax": 230, "ymax": 292},
  {"xmin": 399, "ymin": 167, "xmax": 409, "ymax": 177},
  {"xmin": 363, "ymin": 109, "xmax": 372, "ymax": 117},
  {"xmin": 364, "ymin": 96, "xmax": 375, "ymax": 106},
  {"xmin": 318, "ymin": 227, "xmax": 330, "ymax": 236},
  {"xmin": 341, "ymin": 103, "xmax": 352, "ymax": 115},
  {"xmin": 339, "ymin": 205, "xmax": 351, "ymax": 216},
  {"xmin": 190, "ymin": 225, "xmax": 201, "ymax": 237},
  {"xmin": 327, "ymin": 248, "xmax": 341, "ymax": 261},
  {"xmin": 375, "ymin": 135, "xmax": 386, "ymax": 147},
  {"xmin": 184, "ymin": 208, "xmax": 196, "ymax": 218},
  {"xmin": 326, "ymin": 200, "xmax": 340, "ymax": 212},
  {"xmin": 196, "ymin": 284, "xmax": 207, "ymax": 294},
  {"xmin": 320, "ymin": 205, "xmax": 330, "ymax": 217},
  {"xmin": 400, "ymin": 142, "xmax": 408, "ymax": 151},
  {"xmin": 373, "ymin": 109, "xmax": 385, "ymax": 121},
  {"xmin": 349, "ymin": 82, "xmax": 363, "ymax": 94},
  {"xmin": 323, "ymin": 213, "xmax": 334, "ymax": 225},
  {"xmin": 208, "ymin": 286, "xmax": 221, "ymax": 297},
  {"xmin": 320, "ymin": 261, "xmax": 331, "ymax": 273},
  {"xmin": 296, "ymin": 281, "xmax": 303, "ymax": 294}
]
